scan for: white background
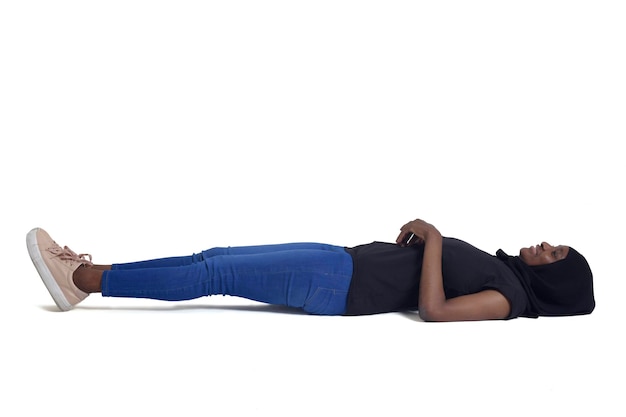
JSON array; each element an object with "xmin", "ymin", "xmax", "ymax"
[{"xmin": 1, "ymin": 1, "xmax": 624, "ymax": 416}]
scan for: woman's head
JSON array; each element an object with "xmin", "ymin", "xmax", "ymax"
[
  {"xmin": 518, "ymin": 242, "xmax": 595, "ymax": 315},
  {"xmin": 519, "ymin": 242, "xmax": 569, "ymax": 266}
]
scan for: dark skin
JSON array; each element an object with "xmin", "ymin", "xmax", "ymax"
[
  {"xmin": 518, "ymin": 242, "xmax": 569, "ymax": 266},
  {"xmin": 74, "ymin": 219, "xmax": 570, "ymax": 322},
  {"xmin": 74, "ymin": 264, "xmax": 107, "ymax": 293}
]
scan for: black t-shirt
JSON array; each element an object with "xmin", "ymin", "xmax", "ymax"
[{"xmin": 343, "ymin": 237, "xmax": 528, "ymax": 318}]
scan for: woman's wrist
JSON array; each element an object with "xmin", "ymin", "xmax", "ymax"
[{"xmin": 424, "ymin": 227, "xmax": 442, "ymax": 242}]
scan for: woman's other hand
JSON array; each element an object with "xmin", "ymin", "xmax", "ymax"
[{"xmin": 396, "ymin": 219, "xmax": 441, "ymax": 247}]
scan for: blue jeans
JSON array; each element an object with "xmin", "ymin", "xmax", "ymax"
[{"xmin": 101, "ymin": 243, "xmax": 353, "ymax": 315}]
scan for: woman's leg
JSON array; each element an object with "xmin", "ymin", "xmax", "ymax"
[
  {"xmin": 110, "ymin": 243, "xmax": 345, "ymax": 270},
  {"xmin": 90, "ymin": 246, "xmax": 353, "ymax": 315}
]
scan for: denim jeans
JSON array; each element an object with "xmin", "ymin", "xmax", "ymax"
[{"xmin": 101, "ymin": 243, "xmax": 353, "ymax": 315}]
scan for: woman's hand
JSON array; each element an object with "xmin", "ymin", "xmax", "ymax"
[{"xmin": 396, "ymin": 219, "xmax": 441, "ymax": 247}]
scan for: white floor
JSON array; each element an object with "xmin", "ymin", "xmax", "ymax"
[
  {"xmin": 3, "ymin": 280, "xmax": 622, "ymax": 416},
  {"xmin": 2, "ymin": 2, "xmax": 625, "ymax": 416}
]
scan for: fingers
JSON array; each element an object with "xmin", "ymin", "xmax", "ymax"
[
  {"xmin": 396, "ymin": 231, "xmax": 410, "ymax": 245},
  {"xmin": 395, "ymin": 220, "xmax": 413, "ymax": 244},
  {"xmin": 396, "ymin": 219, "xmax": 420, "ymax": 246},
  {"xmin": 396, "ymin": 232, "xmax": 424, "ymax": 247},
  {"xmin": 396, "ymin": 219, "xmax": 431, "ymax": 246},
  {"xmin": 404, "ymin": 233, "xmax": 417, "ymax": 246}
]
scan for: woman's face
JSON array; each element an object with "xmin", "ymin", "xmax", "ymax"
[{"xmin": 519, "ymin": 242, "xmax": 570, "ymax": 266}]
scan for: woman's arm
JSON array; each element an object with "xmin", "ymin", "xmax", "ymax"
[{"xmin": 396, "ymin": 219, "xmax": 511, "ymax": 322}]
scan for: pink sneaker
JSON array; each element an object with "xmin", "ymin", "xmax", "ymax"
[{"xmin": 26, "ymin": 228, "xmax": 93, "ymax": 311}]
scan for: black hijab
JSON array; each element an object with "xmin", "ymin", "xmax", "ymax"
[{"xmin": 496, "ymin": 247, "xmax": 595, "ymax": 318}]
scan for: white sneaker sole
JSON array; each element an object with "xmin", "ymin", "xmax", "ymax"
[{"xmin": 26, "ymin": 228, "xmax": 73, "ymax": 311}]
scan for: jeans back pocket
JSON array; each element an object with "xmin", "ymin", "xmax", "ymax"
[{"xmin": 303, "ymin": 287, "xmax": 348, "ymax": 315}]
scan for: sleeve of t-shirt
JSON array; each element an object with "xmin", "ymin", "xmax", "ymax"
[{"xmin": 482, "ymin": 279, "xmax": 528, "ymax": 319}]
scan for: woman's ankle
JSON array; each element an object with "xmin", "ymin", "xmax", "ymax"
[{"xmin": 73, "ymin": 265, "xmax": 103, "ymax": 293}]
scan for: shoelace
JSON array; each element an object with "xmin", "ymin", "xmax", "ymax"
[{"xmin": 47, "ymin": 245, "xmax": 94, "ymax": 267}]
